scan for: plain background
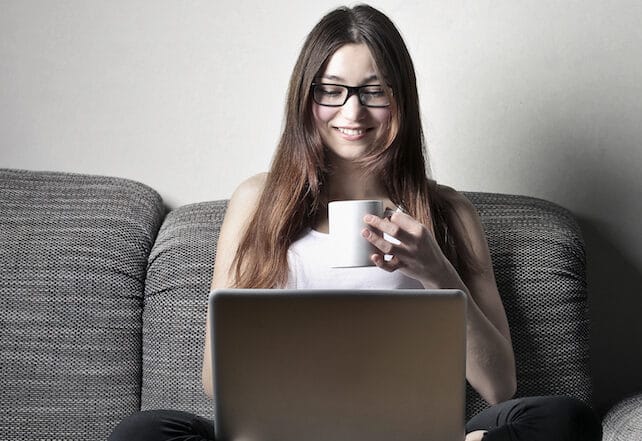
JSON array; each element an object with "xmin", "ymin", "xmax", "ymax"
[{"xmin": 1, "ymin": 0, "xmax": 640, "ymax": 417}]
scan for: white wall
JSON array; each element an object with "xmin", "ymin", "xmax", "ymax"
[{"xmin": 2, "ymin": 0, "xmax": 641, "ymax": 414}]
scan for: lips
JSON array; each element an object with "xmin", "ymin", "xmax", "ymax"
[
  {"xmin": 336, "ymin": 127, "xmax": 367, "ymax": 136},
  {"xmin": 334, "ymin": 126, "xmax": 372, "ymax": 141}
]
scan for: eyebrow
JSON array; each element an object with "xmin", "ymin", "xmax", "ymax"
[{"xmin": 321, "ymin": 74, "xmax": 379, "ymax": 83}]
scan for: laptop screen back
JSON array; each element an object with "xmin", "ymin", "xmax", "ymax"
[{"xmin": 209, "ymin": 289, "xmax": 466, "ymax": 441}]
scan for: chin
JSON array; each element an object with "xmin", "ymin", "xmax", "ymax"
[{"xmin": 326, "ymin": 144, "xmax": 370, "ymax": 162}]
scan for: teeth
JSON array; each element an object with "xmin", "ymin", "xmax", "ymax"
[{"xmin": 337, "ymin": 127, "xmax": 366, "ymax": 136}]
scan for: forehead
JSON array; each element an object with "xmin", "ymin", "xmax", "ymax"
[{"xmin": 320, "ymin": 43, "xmax": 380, "ymax": 84}]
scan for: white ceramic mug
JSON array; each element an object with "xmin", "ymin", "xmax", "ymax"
[{"xmin": 328, "ymin": 200, "xmax": 384, "ymax": 267}]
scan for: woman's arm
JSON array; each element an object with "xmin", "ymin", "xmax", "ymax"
[
  {"xmin": 444, "ymin": 189, "xmax": 516, "ymax": 404},
  {"xmin": 362, "ymin": 186, "xmax": 516, "ymax": 405},
  {"xmin": 201, "ymin": 173, "xmax": 267, "ymax": 399}
]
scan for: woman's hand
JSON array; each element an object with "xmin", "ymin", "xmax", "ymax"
[
  {"xmin": 465, "ymin": 430, "xmax": 487, "ymax": 441},
  {"xmin": 361, "ymin": 212, "xmax": 459, "ymax": 288}
]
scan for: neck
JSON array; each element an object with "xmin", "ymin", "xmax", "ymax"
[
  {"xmin": 324, "ymin": 159, "xmax": 387, "ymax": 201},
  {"xmin": 311, "ymin": 157, "xmax": 393, "ymax": 233}
]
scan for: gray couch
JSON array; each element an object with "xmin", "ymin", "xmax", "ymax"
[{"xmin": 0, "ymin": 168, "xmax": 638, "ymax": 440}]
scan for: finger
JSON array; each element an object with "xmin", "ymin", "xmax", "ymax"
[
  {"xmin": 362, "ymin": 227, "xmax": 406, "ymax": 256},
  {"xmin": 388, "ymin": 211, "xmax": 427, "ymax": 238},
  {"xmin": 371, "ymin": 253, "xmax": 403, "ymax": 272},
  {"xmin": 363, "ymin": 214, "xmax": 414, "ymax": 243}
]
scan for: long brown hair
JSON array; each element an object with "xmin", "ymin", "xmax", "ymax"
[{"xmin": 232, "ymin": 4, "xmax": 466, "ymax": 288}]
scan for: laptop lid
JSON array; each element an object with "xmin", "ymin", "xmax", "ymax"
[{"xmin": 209, "ymin": 289, "xmax": 467, "ymax": 441}]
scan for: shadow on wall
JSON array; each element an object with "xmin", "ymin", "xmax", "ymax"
[{"xmin": 578, "ymin": 216, "xmax": 642, "ymax": 417}]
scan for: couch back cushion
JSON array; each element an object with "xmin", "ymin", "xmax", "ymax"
[
  {"xmin": 142, "ymin": 192, "xmax": 591, "ymax": 421},
  {"xmin": 141, "ymin": 201, "xmax": 226, "ymax": 419},
  {"xmin": 0, "ymin": 169, "xmax": 164, "ymax": 440}
]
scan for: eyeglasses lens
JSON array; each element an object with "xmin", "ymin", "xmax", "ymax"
[{"xmin": 313, "ymin": 84, "xmax": 389, "ymax": 107}]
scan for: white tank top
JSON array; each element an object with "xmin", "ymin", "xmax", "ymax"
[{"xmin": 286, "ymin": 228, "xmax": 423, "ymax": 289}]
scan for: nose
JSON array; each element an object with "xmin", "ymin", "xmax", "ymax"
[{"xmin": 340, "ymin": 93, "xmax": 367, "ymax": 121}]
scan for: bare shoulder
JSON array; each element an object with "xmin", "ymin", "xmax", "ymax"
[
  {"xmin": 434, "ymin": 183, "xmax": 478, "ymax": 219},
  {"xmin": 434, "ymin": 183, "xmax": 490, "ymax": 267},
  {"xmin": 224, "ymin": 173, "xmax": 268, "ymax": 220},
  {"xmin": 229, "ymin": 172, "xmax": 268, "ymax": 206},
  {"xmin": 211, "ymin": 173, "xmax": 268, "ymax": 289},
  {"xmin": 223, "ymin": 172, "xmax": 269, "ymax": 236}
]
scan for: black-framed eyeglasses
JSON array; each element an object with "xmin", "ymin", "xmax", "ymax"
[{"xmin": 311, "ymin": 83, "xmax": 391, "ymax": 108}]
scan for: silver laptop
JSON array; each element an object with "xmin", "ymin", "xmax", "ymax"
[{"xmin": 208, "ymin": 289, "xmax": 467, "ymax": 441}]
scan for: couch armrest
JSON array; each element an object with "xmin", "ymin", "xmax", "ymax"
[
  {"xmin": 603, "ymin": 392, "xmax": 642, "ymax": 440},
  {"xmin": 0, "ymin": 168, "xmax": 165, "ymax": 440}
]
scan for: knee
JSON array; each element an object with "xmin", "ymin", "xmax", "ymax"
[
  {"xmin": 109, "ymin": 409, "xmax": 215, "ymax": 441},
  {"xmin": 108, "ymin": 410, "xmax": 173, "ymax": 441}
]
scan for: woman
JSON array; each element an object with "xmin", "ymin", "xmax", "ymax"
[{"xmin": 110, "ymin": 4, "xmax": 601, "ymax": 441}]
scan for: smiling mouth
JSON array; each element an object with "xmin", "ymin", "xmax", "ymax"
[{"xmin": 335, "ymin": 127, "xmax": 370, "ymax": 136}]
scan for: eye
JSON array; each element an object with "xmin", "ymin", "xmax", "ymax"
[
  {"xmin": 318, "ymin": 85, "xmax": 343, "ymax": 96},
  {"xmin": 361, "ymin": 86, "xmax": 385, "ymax": 98}
]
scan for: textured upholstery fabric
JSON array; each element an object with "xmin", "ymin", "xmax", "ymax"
[
  {"xmin": 141, "ymin": 192, "xmax": 592, "ymax": 421},
  {"xmin": 603, "ymin": 393, "xmax": 642, "ymax": 440},
  {"xmin": 141, "ymin": 201, "xmax": 227, "ymax": 419},
  {"xmin": 1, "ymin": 167, "xmax": 601, "ymax": 437},
  {"xmin": 464, "ymin": 192, "xmax": 591, "ymax": 417},
  {"xmin": 0, "ymin": 169, "xmax": 164, "ymax": 440}
]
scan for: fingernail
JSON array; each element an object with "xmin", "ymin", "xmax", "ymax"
[
  {"xmin": 364, "ymin": 215, "xmax": 373, "ymax": 222},
  {"xmin": 362, "ymin": 229, "xmax": 370, "ymax": 238}
]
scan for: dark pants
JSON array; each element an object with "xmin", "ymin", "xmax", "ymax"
[
  {"xmin": 109, "ymin": 395, "xmax": 602, "ymax": 441},
  {"xmin": 465, "ymin": 396, "xmax": 602, "ymax": 440}
]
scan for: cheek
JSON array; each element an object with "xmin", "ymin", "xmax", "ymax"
[
  {"xmin": 312, "ymin": 104, "xmax": 337, "ymax": 125},
  {"xmin": 371, "ymin": 107, "xmax": 392, "ymax": 125},
  {"xmin": 373, "ymin": 108, "xmax": 397, "ymax": 145}
]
